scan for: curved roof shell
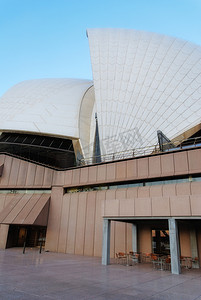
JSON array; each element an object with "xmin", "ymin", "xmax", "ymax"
[
  {"xmin": 0, "ymin": 78, "xmax": 94, "ymax": 140},
  {"xmin": 87, "ymin": 28, "xmax": 201, "ymax": 153}
]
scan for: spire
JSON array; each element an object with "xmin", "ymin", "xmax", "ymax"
[
  {"xmin": 157, "ymin": 130, "xmax": 175, "ymax": 152},
  {"xmin": 93, "ymin": 113, "xmax": 101, "ymax": 163}
]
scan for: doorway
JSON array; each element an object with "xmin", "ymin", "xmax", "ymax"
[
  {"xmin": 152, "ymin": 230, "xmax": 170, "ymax": 255},
  {"xmin": 6, "ymin": 225, "xmax": 47, "ymax": 248}
]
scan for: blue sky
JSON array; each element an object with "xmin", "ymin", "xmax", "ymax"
[{"xmin": 0, "ymin": 0, "xmax": 201, "ymax": 96}]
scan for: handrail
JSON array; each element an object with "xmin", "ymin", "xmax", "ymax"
[{"xmin": 79, "ymin": 136, "xmax": 201, "ymax": 167}]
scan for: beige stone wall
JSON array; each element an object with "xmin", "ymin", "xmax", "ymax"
[
  {"xmin": 0, "ymin": 151, "xmax": 201, "ymax": 259},
  {"xmin": 103, "ymin": 182, "xmax": 201, "ymax": 218},
  {"xmin": 1, "ymin": 148, "xmax": 201, "ymax": 189},
  {"xmin": 45, "ymin": 183, "xmax": 201, "ymax": 258},
  {"xmin": 0, "ymin": 155, "xmax": 53, "ymax": 188},
  {"xmin": 45, "ymin": 187, "xmax": 132, "ymax": 258},
  {"xmin": 60, "ymin": 148, "xmax": 201, "ymax": 188}
]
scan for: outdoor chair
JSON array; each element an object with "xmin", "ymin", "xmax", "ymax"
[
  {"xmin": 115, "ymin": 252, "xmax": 127, "ymax": 265},
  {"xmin": 192, "ymin": 257, "xmax": 199, "ymax": 268},
  {"xmin": 152, "ymin": 254, "xmax": 159, "ymax": 269},
  {"xmin": 163, "ymin": 257, "xmax": 171, "ymax": 271},
  {"xmin": 129, "ymin": 252, "xmax": 140, "ymax": 265},
  {"xmin": 180, "ymin": 256, "xmax": 192, "ymax": 269},
  {"xmin": 142, "ymin": 252, "xmax": 152, "ymax": 263}
]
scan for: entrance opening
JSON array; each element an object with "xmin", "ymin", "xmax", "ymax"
[
  {"xmin": 6, "ymin": 225, "xmax": 47, "ymax": 248},
  {"xmin": 152, "ymin": 230, "xmax": 170, "ymax": 255}
]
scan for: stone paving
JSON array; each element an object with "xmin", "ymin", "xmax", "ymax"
[{"xmin": 0, "ymin": 248, "xmax": 201, "ymax": 299}]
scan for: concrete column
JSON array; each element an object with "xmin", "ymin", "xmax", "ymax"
[
  {"xmin": 168, "ymin": 218, "xmax": 181, "ymax": 274},
  {"xmin": 132, "ymin": 223, "xmax": 137, "ymax": 253},
  {"xmin": 102, "ymin": 219, "xmax": 111, "ymax": 265},
  {"xmin": 190, "ymin": 229, "xmax": 199, "ymax": 268}
]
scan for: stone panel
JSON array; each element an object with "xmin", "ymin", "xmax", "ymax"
[
  {"xmin": 74, "ymin": 192, "xmax": 87, "ymax": 255},
  {"xmin": 88, "ymin": 166, "xmax": 97, "ymax": 184},
  {"xmin": 151, "ymin": 196, "xmax": 170, "ymax": 216},
  {"xmin": 57, "ymin": 193, "xmax": 71, "ymax": 253},
  {"xmin": 127, "ymin": 187, "xmax": 138, "ymax": 198},
  {"xmin": 64, "ymin": 170, "xmax": 73, "ymax": 186},
  {"xmin": 104, "ymin": 199, "xmax": 119, "ymax": 217},
  {"xmin": 0, "ymin": 156, "xmax": 13, "ymax": 187},
  {"xmin": 190, "ymin": 195, "xmax": 201, "ymax": 216},
  {"xmin": 149, "ymin": 185, "xmax": 163, "ymax": 197},
  {"xmin": 79, "ymin": 167, "xmax": 89, "ymax": 184},
  {"xmin": 188, "ymin": 149, "xmax": 201, "ymax": 174},
  {"xmin": 119, "ymin": 198, "xmax": 134, "ymax": 216},
  {"xmin": 71, "ymin": 168, "xmax": 80, "ymax": 185},
  {"xmin": 94, "ymin": 191, "xmax": 105, "ymax": 256},
  {"xmin": 8, "ymin": 158, "xmax": 20, "ymax": 187},
  {"xmin": 176, "ymin": 182, "xmax": 191, "ymax": 195},
  {"xmin": 16, "ymin": 160, "xmax": 29, "ymax": 187},
  {"xmin": 161, "ymin": 153, "xmax": 174, "ymax": 176},
  {"xmin": 116, "ymin": 188, "xmax": 127, "ymax": 199},
  {"xmin": 137, "ymin": 158, "xmax": 148, "ymax": 178},
  {"xmin": 135, "ymin": 198, "xmax": 151, "ymax": 216},
  {"xmin": 116, "ymin": 161, "xmax": 127, "ymax": 180},
  {"xmin": 162, "ymin": 184, "xmax": 176, "ymax": 196},
  {"xmin": 84, "ymin": 192, "xmax": 96, "ymax": 256},
  {"xmin": 126, "ymin": 159, "xmax": 137, "ymax": 179},
  {"xmin": 174, "ymin": 151, "xmax": 189, "ymax": 175},
  {"xmin": 191, "ymin": 182, "xmax": 201, "ymax": 195},
  {"xmin": 43, "ymin": 168, "xmax": 53, "ymax": 187},
  {"xmin": 170, "ymin": 195, "xmax": 191, "ymax": 216},
  {"xmin": 45, "ymin": 187, "xmax": 63, "ymax": 252},
  {"xmin": 97, "ymin": 164, "xmax": 107, "ymax": 182},
  {"xmin": 66, "ymin": 193, "xmax": 79, "ymax": 253},
  {"xmin": 34, "ymin": 165, "xmax": 45, "ymax": 187},
  {"xmin": 148, "ymin": 155, "xmax": 161, "ymax": 178},
  {"xmin": 106, "ymin": 163, "xmax": 116, "ymax": 181},
  {"xmin": 137, "ymin": 186, "xmax": 150, "ymax": 198},
  {"xmin": 52, "ymin": 170, "xmax": 64, "ymax": 186}
]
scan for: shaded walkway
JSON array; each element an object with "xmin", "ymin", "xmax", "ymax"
[{"xmin": 0, "ymin": 248, "xmax": 201, "ymax": 299}]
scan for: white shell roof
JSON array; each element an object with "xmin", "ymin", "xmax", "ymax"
[
  {"xmin": 0, "ymin": 78, "xmax": 93, "ymax": 139},
  {"xmin": 87, "ymin": 28, "xmax": 201, "ymax": 154}
]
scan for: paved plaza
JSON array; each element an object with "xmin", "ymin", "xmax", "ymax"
[{"xmin": 0, "ymin": 248, "xmax": 201, "ymax": 300}]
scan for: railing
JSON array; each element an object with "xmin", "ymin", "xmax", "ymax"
[
  {"xmin": 1, "ymin": 136, "xmax": 201, "ymax": 170},
  {"xmin": 78, "ymin": 136, "xmax": 201, "ymax": 167}
]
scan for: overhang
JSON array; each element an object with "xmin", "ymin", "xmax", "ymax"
[{"xmin": 0, "ymin": 193, "xmax": 50, "ymax": 226}]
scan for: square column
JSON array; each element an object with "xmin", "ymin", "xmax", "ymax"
[
  {"xmin": 132, "ymin": 223, "xmax": 137, "ymax": 253},
  {"xmin": 168, "ymin": 218, "xmax": 181, "ymax": 274},
  {"xmin": 102, "ymin": 219, "xmax": 111, "ymax": 265}
]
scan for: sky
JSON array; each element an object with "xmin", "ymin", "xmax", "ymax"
[{"xmin": 0, "ymin": 0, "xmax": 201, "ymax": 97}]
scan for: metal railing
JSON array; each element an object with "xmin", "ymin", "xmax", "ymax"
[
  {"xmin": 78, "ymin": 136, "xmax": 201, "ymax": 167},
  {"xmin": 1, "ymin": 136, "xmax": 201, "ymax": 170}
]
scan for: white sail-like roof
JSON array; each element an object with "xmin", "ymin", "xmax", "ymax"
[
  {"xmin": 87, "ymin": 28, "xmax": 201, "ymax": 154},
  {"xmin": 0, "ymin": 78, "xmax": 94, "ymax": 140}
]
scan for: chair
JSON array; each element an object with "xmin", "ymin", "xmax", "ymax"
[
  {"xmin": 192, "ymin": 257, "xmax": 199, "ymax": 268},
  {"xmin": 129, "ymin": 252, "xmax": 140, "ymax": 265},
  {"xmin": 180, "ymin": 256, "xmax": 186, "ymax": 268},
  {"xmin": 152, "ymin": 254, "xmax": 160, "ymax": 269},
  {"xmin": 115, "ymin": 252, "xmax": 127, "ymax": 265},
  {"xmin": 142, "ymin": 253, "xmax": 152, "ymax": 263},
  {"xmin": 163, "ymin": 257, "xmax": 171, "ymax": 271},
  {"xmin": 180, "ymin": 256, "xmax": 192, "ymax": 269}
]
